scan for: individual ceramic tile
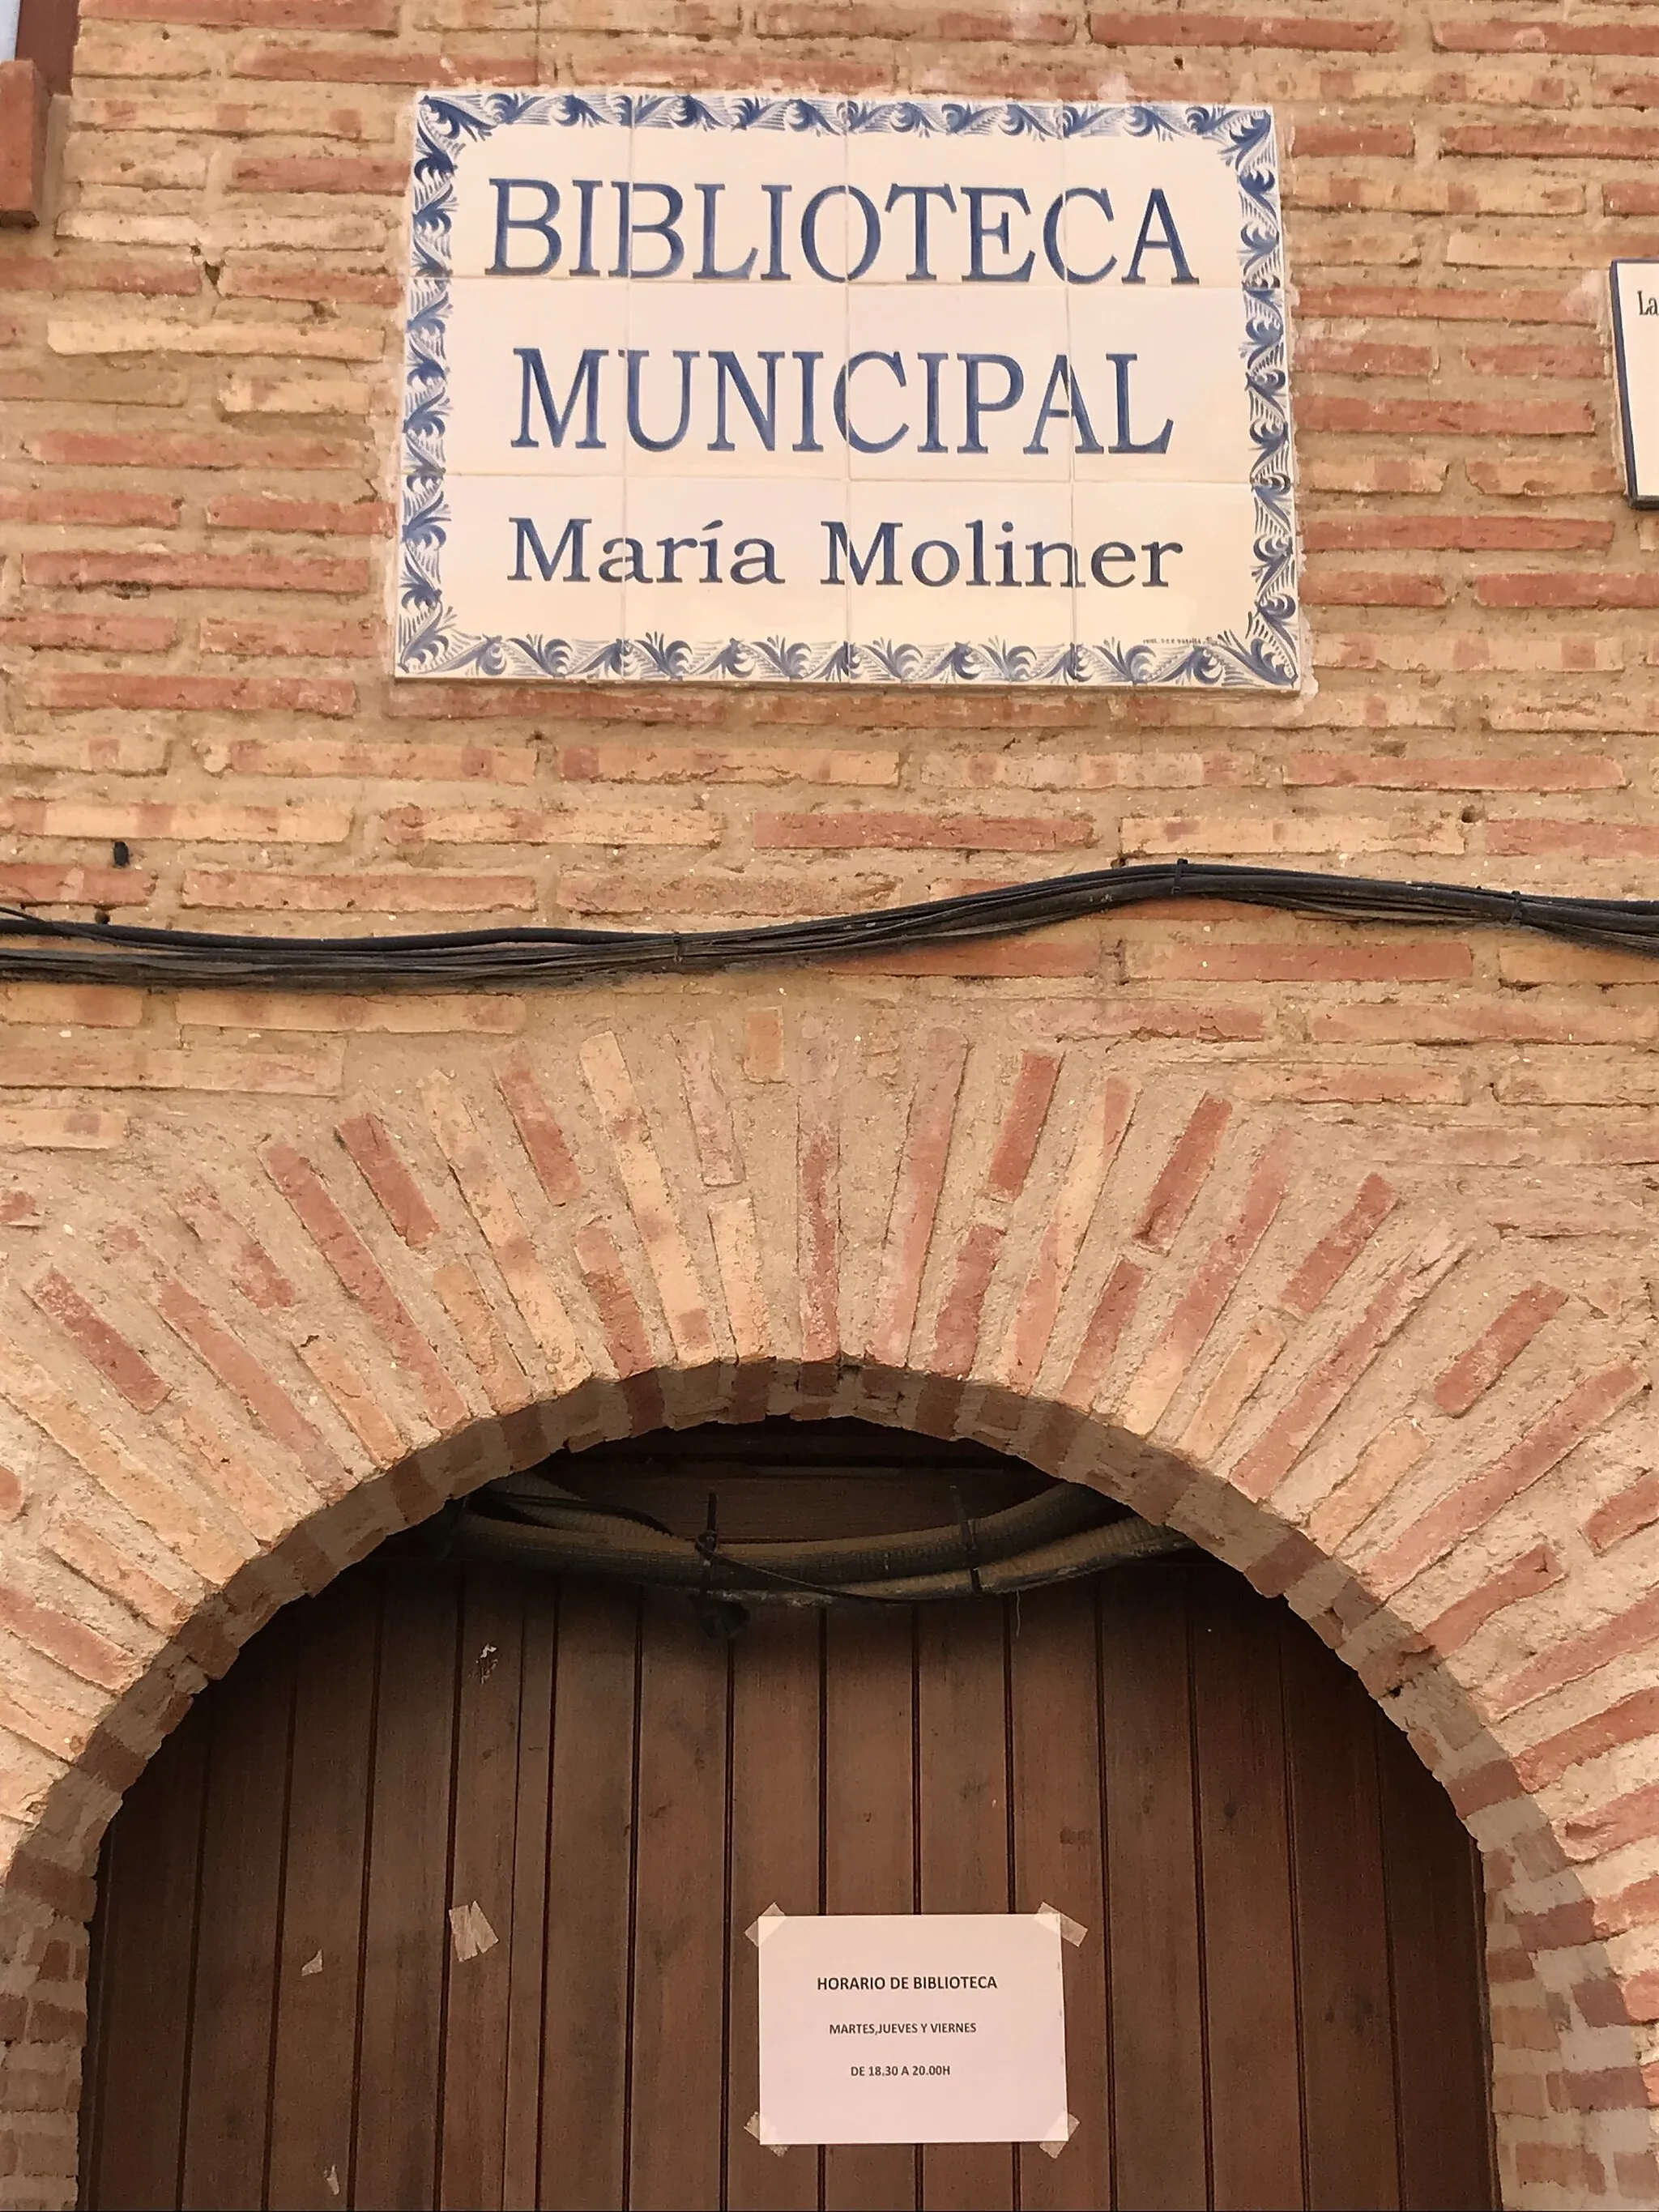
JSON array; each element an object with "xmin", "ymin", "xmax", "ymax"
[
  {"xmin": 424, "ymin": 471, "xmax": 629, "ymax": 663},
  {"xmin": 845, "ymin": 100, "xmax": 1067, "ymax": 288},
  {"xmin": 841, "ymin": 479, "xmax": 1078, "ymax": 668},
  {"xmin": 1069, "ymin": 478, "xmax": 1294, "ymax": 684},
  {"xmin": 620, "ymin": 100, "xmax": 847, "ymax": 286},
  {"xmin": 440, "ymin": 275, "xmax": 628, "ymax": 478},
  {"xmin": 844, "ymin": 285, "xmax": 1071, "ymax": 482},
  {"xmin": 441, "ymin": 107, "xmax": 635, "ymax": 283},
  {"xmin": 1064, "ymin": 284, "xmax": 1259, "ymax": 491},
  {"xmin": 1059, "ymin": 109, "xmax": 1271, "ymax": 290},
  {"xmin": 621, "ymin": 275, "xmax": 847, "ymax": 481},
  {"xmin": 618, "ymin": 475, "xmax": 847, "ymax": 668}
]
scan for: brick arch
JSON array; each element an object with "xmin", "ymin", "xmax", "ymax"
[{"xmin": 0, "ymin": 1005, "xmax": 1655, "ymax": 2207}]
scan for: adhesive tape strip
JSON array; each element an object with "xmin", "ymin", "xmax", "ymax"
[
  {"xmin": 1035, "ymin": 1902, "xmax": 1088, "ymax": 1946},
  {"xmin": 744, "ymin": 2112, "xmax": 788, "ymax": 2156},
  {"xmin": 745, "ymin": 1901, "xmax": 787, "ymax": 1947},
  {"xmin": 1038, "ymin": 2112, "xmax": 1081, "ymax": 2160}
]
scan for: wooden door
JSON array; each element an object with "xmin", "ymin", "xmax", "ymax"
[{"xmin": 82, "ymin": 1451, "xmax": 1496, "ymax": 2212}]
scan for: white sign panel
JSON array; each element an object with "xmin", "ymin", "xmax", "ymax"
[
  {"xmin": 1612, "ymin": 260, "xmax": 1659, "ymax": 506},
  {"xmin": 399, "ymin": 92, "xmax": 1299, "ymax": 688},
  {"xmin": 753, "ymin": 1911, "xmax": 1069, "ymax": 2146}
]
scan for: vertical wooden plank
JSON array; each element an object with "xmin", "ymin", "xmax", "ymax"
[
  {"xmin": 1009, "ymin": 1579, "xmax": 1112, "ymax": 2212},
  {"xmin": 501, "ymin": 1579, "xmax": 557, "ymax": 2211},
  {"xmin": 265, "ymin": 1582, "xmax": 379, "ymax": 2212},
  {"xmin": 84, "ymin": 1712, "xmax": 209, "ymax": 2210},
  {"xmin": 179, "ymin": 1609, "xmax": 299, "ymax": 2212},
  {"xmin": 1100, "ymin": 1564, "xmax": 1209, "ymax": 2212},
  {"xmin": 626, "ymin": 1591, "xmax": 731, "ymax": 2212},
  {"xmin": 915, "ymin": 1598, "xmax": 1015, "ymax": 2212},
  {"xmin": 539, "ymin": 1578, "xmax": 638, "ymax": 2212},
  {"xmin": 1192, "ymin": 1569, "xmax": 1305, "ymax": 2212},
  {"xmin": 353, "ymin": 1566, "xmax": 460, "ymax": 2211},
  {"xmin": 439, "ymin": 1570, "xmax": 527, "ymax": 2210},
  {"xmin": 727, "ymin": 1609, "xmax": 821, "ymax": 2212},
  {"xmin": 1284, "ymin": 1614, "xmax": 1401, "ymax": 2212},
  {"xmin": 823, "ymin": 1607, "xmax": 918, "ymax": 2212},
  {"xmin": 1377, "ymin": 1716, "xmax": 1497, "ymax": 2212}
]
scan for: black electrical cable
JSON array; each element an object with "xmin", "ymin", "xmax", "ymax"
[{"xmin": 2, "ymin": 860, "xmax": 1659, "ymax": 989}]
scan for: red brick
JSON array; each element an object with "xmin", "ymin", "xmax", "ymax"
[
  {"xmin": 1606, "ymin": 182, "xmax": 1659, "ymax": 218},
  {"xmin": 495, "ymin": 1052, "xmax": 583, "ymax": 1208},
  {"xmin": 1295, "ymin": 283, "xmax": 1595, "ymax": 326},
  {"xmin": 1278, "ymin": 1175, "xmax": 1397, "ymax": 1318},
  {"xmin": 1128, "ymin": 941, "xmax": 1472, "ymax": 985},
  {"xmin": 1586, "ymin": 1474, "xmax": 1659, "ymax": 1557},
  {"xmin": 1432, "ymin": 1285, "xmax": 1569, "ymax": 1417},
  {"xmin": 0, "ymin": 488, "xmax": 180, "ymax": 527},
  {"xmin": 1090, "ymin": 11, "xmax": 1393, "ymax": 49},
  {"xmin": 1517, "ymin": 1686, "xmax": 1659, "ymax": 1792},
  {"xmin": 1479, "ymin": 574, "xmax": 1659, "ymax": 610},
  {"xmin": 1302, "ymin": 572, "xmax": 1452, "ymax": 608},
  {"xmin": 1446, "ymin": 125, "xmax": 1659, "ymax": 160},
  {"xmin": 24, "ymin": 1271, "xmax": 168, "ymax": 1414},
  {"xmin": 1305, "ymin": 516, "xmax": 1612, "ymax": 553},
  {"xmin": 23, "ymin": 549, "xmax": 370, "ymax": 594},
  {"xmin": 236, "ymin": 44, "xmax": 539, "ymax": 84},
  {"xmin": 0, "ymin": 610, "xmax": 180, "ymax": 653},
  {"xmin": 0, "ymin": 1583, "xmax": 134, "ymax": 1695},
  {"xmin": 1291, "ymin": 124, "xmax": 1414, "ymax": 157},
  {"xmin": 1497, "ymin": 1587, "xmax": 1659, "ymax": 1720},
  {"xmin": 757, "ymin": 2, "xmax": 1071, "ymax": 35},
  {"xmin": 26, "ymin": 672, "xmax": 356, "ymax": 715},
  {"xmin": 1419, "ymin": 1543, "xmax": 1563, "ymax": 1658},
  {"xmin": 1296, "ymin": 339, "xmax": 1435, "ymax": 376},
  {"xmin": 203, "ymin": 493, "xmax": 393, "ymax": 535},
  {"xmin": 1436, "ymin": 18, "xmax": 1659, "ymax": 58},
  {"xmin": 0, "ymin": 865, "xmax": 154, "ymax": 909},
  {"xmin": 1300, "ymin": 396, "xmax": 1593, "ymax": 436},
  {"xmin": 868, "ymin": 1029, "xmax": 970, "ymax": 1370},
  {"xmin": 23, "ymin": 429, "xmax": 359, "ymax": 470},
  {"xmin": 83, "ymin": 0, "xmax": 398, "ymax": 20},
  {"xmin": 335, "ymin": 1112, "xmax": 442, "ymax": 1250},
  {"xmin": 228, "ymin": 153, "xmax": 407, "ymax": 194},
  {"xmin": 755, "ymin": 812, "xmax": 1094, "ymax": 851},
  {"xmin": 1134, "ymin": 1095, "xmax": 1233, "ymax": 1253}
]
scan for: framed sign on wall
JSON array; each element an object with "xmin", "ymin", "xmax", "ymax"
[
  {"xmin": 398, "ymin": 92, "xmax": 1299, "ymax": 688},
  {"xmin": 1612, "ymin": 259, "xmax": 1659, "ymax": 508}
]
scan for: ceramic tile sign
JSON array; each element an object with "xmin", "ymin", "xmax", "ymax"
[
  {"xmin": 1612, "ymin": 262, "xmax": 1659, "ymax": 506},
  {"xmin": 750, "ymin": 1909, "xmax": 1073, "ymax": 2148},
  {"xmin": 399, "ymin": 92, "xmax": 1299, "ymax": 688}
]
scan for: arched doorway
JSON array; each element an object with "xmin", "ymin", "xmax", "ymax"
[{"xmin": 81, "ymin": 1421, "xmax": 1495, "ymax": 2211}]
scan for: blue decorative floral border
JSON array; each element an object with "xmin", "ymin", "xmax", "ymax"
[{"xmin": 398, "ymin": 92, "xmax": 1300, "ymax": 688}]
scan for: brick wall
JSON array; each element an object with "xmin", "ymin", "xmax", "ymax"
[{"xmin": 6, "ymin": 2, "xmax": 1659, "ymax": 2206}]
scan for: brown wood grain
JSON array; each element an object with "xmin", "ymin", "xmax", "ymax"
[
  {"xmin": 1378, "ymin": 1712, "xmax": 1499, "ymax": 2212},
  {"xmin": 626, "ymin": 1591, "xmax": 731, "ymax": 2211},
  {"xmin": 823, "ymin": 1607, "xmax": 920, "ymax": 2212},
  {"xmin": 916, "ymin": 1596, "xmax": 1016, "ymax": 2212},
  {"xmin": 727, "ymin": 1609, "xmax": 821, "ymax": 2212},
  {"xmin": 1286, "ymin": 1617, "xmax": 1402, "ymax": 2212},
  {"xmin": 1192, "ymin": 1572, "xmax": 1304, "ymax": 2212},
  {"xmin": 1100, "ymin": 1566, "xmax": 1209, "ymax": 2212},
  {"xmin": 352, "ymin": 1566, "xmax": 458, "ymax": 2211},
  {"xmin": 82, "ymin": 1711, "xmax": 209, "ymax": 2210},
  {"xmin": 177, "ymin": 1607, "xmax": 297, "ymax": 2211},
  {"xmin": 265, "ymin": 1582, "xmax": 377, "ymax": 2212},
  {"xmin": 539, "ymin": 1577, "xmax": 639, "ymax": 2212}
]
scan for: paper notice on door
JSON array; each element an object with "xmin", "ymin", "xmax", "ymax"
[{"xmin": 754, "ymin": 1912, "xmax": 1068, "ymax": 2147}]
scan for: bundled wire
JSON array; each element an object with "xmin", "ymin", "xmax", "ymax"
[
  {"xmin": 428, "ymin": 1466, "xmax": 1191, "ymax": 1629},
  {"xmin": 2, "ymin": 860, "xmax": 1659, "ymax": 989}
]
